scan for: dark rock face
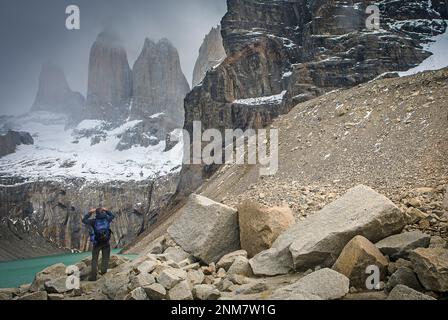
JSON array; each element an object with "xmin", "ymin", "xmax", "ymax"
[
  {"xmin": 85, "ymin": 31, "xmax": 132, "ymax": 122},
  {"xmin": 32, "ymin": 63, "xmax": 85, "ymax": 118},
  {"xmin": 177, "ymin": 0, "xmax": 447, "ymax": 196},
  {"xmin": 132, "ymin": 39, "xmax": 190, "ymax": 126},
  {"xmin": 0, "ymin": 174, "xmax": 179, "ymax": 261},
  {"xmin": 0, "ymin": 131, "xmax": 34, "ymax": 158},
  {"xmin": 192, "ymin": 26, "xmax": 227, "ymax": 87}
]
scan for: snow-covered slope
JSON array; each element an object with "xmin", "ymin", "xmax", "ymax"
[
  {"xmin": 399, "ymin": 21, "xmax": 448, "ymax": 76},
  {"xmin": 0, "ymin": 112, "xmax": 183, "ymax": 183}
]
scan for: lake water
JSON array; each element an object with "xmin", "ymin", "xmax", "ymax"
[{"xmin": 0, "ymin": 250, "xmax": 137, "ymax": 289}]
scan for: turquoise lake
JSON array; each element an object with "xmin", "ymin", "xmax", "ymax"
[{"xmin": 0, "ymin": 250, "xmax": 137, "ymax": 289}]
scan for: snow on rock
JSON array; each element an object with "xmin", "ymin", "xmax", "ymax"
[
  {"xmin": 0, "ymin": 111, "xmax": 183, "ymax": 183},
  {"xmin": 400, "ymin": 23, "xmax": 448, "ymax": 76},
  {"xmin": 234, "ymin": 91, "xmax": 288, "ymax": 106}
]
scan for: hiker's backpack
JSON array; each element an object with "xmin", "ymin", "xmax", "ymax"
[{"xmin": 93, "ymin": 217, "xmax": 111, "ymax": 243}]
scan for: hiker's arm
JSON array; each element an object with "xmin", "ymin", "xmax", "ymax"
[
  {"xmin": 106, "ymin": 211, "xmax": 115, "ymax": 222},
  {"xmin": 82, "ymin": 210, "xmax": 95, "ymax": 226}
]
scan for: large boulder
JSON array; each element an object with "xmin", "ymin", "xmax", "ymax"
[
  {"xmin": 409, "ymin": 247, "xmax": 448, "ymax": 292},
  {"xmin": 250, "ymin": 185, "xmax": 405, "ymax": 276},
  {"xmin": 127, "ymin": 287, "xmax": 148, "ymax": 301},
  {"xmin": 44, "ymin": 277, "xmax": 72, "ymax": 294},
  {"xmin": 0, "ymin": 288, "xmax": 17, "ymax": 300},
  {"xmin": 30, "ymin": 263, "xmax": 66, "ymax": 292},
  {"xmin": 332, "ymin": 236, "xmax": 388, "ymax": 289},
  {"xmin": 167, "ymin": 194, "xmax": 240, "ymax": 264},
  {"xmin": 387, "ymin": 285, "xmax": 435, "ymax": 300},
  {"xmin": 227, "ymin": 256, "xmax": 253, "ymax": 277},
  {"xmin": 375, "ymin": 231, "xmax": 431, "ymax": 260},
  {"xmin": 271, "ymin": 268, "xmax": 349, "ymax": 300},
  {"xmin": 238, "ymin": 201, "xmax": 295, "ymax": 258},
  {"xmin": 101, "ymin": 273, "xmax": 130, "ymax": 300}
]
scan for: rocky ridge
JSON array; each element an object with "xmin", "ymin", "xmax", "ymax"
[
  {"xmin": 4, "ymin": 184, "xmax": 447, "ymax": 300},
  {"xmin": 177, "ymin": 0, "xmax": 448, "ymax": 196}
]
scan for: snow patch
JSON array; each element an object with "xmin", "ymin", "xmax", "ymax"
[{"xmin": 233, "ymin": 91, "xmax": 288, "ymax": 106}]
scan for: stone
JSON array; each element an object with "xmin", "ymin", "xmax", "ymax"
[
  {"xmin": 238, "ymin": 201, "xmax": 295, "ymax": 258},
  {"xmin": 130, "ymin": 273, "xmax": 156, "ymax": 290},
  {"xmin": 216, "ymin": 250, "xmax": 248, "ymax": 271},
  {"xmin": 167, "ymin": 194, "xmax": 240, "ymax": 264},
  {"xmin": 44, "ymin": 277, "xmax": 71, "ymax": 294},
  {"xmin": 217, "ymin": 279, "xmax": 233, "ymax": 292},
  {"xmin": 163, "ymin": 246, "xmax": 192, "ymax": 264},
  {"xmin": 272, "ymin": 268, "xmax": 349, "ymax": 300},
  {"xmin": 386, "ymin": 267, "xmax": 423, "ymax": 292},
  {"xmin": 30, "ymin": 263, "xmax": 66, "ymax": 292},
  {"xmin": 332, "ymin": 236, "xmax": 389, "ymax": 289},
  {"xmin": 388, "ymin": 258, "xmax": 413, "ymax": 275},
  {"xmin": 127, "ymin": 287, "xmax": 148, "ymax": 300},
  {"xmin": 442, "ymin": 188, "xmax": 448, "ymax": 210},
  {"xmin": 168, "ymin": 280, "xmax": 193, "ymax": 300},
  {"xmin": 17, "ymin": 291, "xmax": 48, "ymax": 300},
  {"xmin": 101, "ymin": 273, "xmax": 130, "ymax": 300},
  {"xmin": 135, "ymin": 260, "xmax": 158, "ymax": 274},
  {"xmin": 48, "ymin": 293, "xmax": 65, "ymax": 301},
  {"xmin": 343, "ymin": 292, "xmax": 388, "ymax": 300},
  {"xmin": 0, "ymin": 288, "xmax": 17, "ymax": 300},
  {"xmin": 227, "ymin": 256, "xmax": 253, "ymax": 277},
  {"xmin": 157, "ymin": 268, "xmax": 187, "ymax": 290},
  {"xmin": 0, "ymin": 130, "xmax": 34, "ymax": 157},
  {"xmin": 108, "ymin": 255, "xmax": 129, "ymax": 269},
  {"xmin": 250, "ymin": 186, "xmax": 405, "ymax": 276},
  {"xmin": 375, "ymin": 231, "xmax": 430, "ymax": 260},
  {"xmin": 429, "ymin": 236, "xmax": 447, "ymax": 248},
  {"xmin": 193, "ymin": 284, "xmax": 221, "ymax": 300},
  {"xmin": 269, "ymin": 290, "xmax": 323, "ymax": 300},
  {"xmin": 387, "ymin": 285, "xmax": 435, "ymax": 300},
  {"xmin": 405, "ymin": 207, "xmax": 428, "ymax": 224},
  {"xmin": 143, "ymin": 283, "xmax": 166, "ymax": 300},
  {"xmin": 409, "ymin": 247, "xmax": 448, "ymax": 292},
  {"xmin": 187, "ymin": 269, "xmax": 205, "ymax": 286}
]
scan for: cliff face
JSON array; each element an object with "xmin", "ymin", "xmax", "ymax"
[
  {"xmin": 32, "ymin": 63, "xmax": 85, "ymax": 118},
  {"xmin": 192, "ymin": 26, "xmax": 227, "ymax": 87},
  {"xmin": 177, "ymin": 0, "xmax": 447, "ymax": 196},
  {"xmin": 131, "ymin": 39, "xmax": 190, "ymax": 126},
  {"xmin": 0, "ymin": 173, "xmax": 179, "ymax": 261},
  {"xmin": 85, "ymin": 31, "xmax": 133, "ymax": 122}
]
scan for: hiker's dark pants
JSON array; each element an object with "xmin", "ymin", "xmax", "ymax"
[{"xmin": 91, "ymin": 242, "xmax": 110, "ymax": 279}]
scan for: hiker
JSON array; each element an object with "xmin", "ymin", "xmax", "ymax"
[{"xmin": 82, "ymin": 207, "xmax": 115, "ymax": 281}]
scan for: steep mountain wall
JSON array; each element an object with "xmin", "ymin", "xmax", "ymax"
[
  {"xmin": 0, "ymin": 174, "xmax": 179, "ymax": 261},
  {"xmin": 192, "ymin": 26, "xmax": 227, "ymax": 87},
  {"xmin": 132, "ymin": 38, "xmax": 190, "ymax": 126},
  {"xmin": 32, "ymin": 63, "xmax": 85, "ymax": 119},
  {"xmin": 85, "ymin": 31, "xmax": 133, "ymax": 122},
  {"xmin": 177, "ymin": 0, "xmax": 448, "ymax": 197}
]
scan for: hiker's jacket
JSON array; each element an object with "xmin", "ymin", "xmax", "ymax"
[{"xmin": 82, "ymin": 211, "xmax": 115, "ymax": 227}]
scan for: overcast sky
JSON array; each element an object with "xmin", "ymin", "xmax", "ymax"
[{"xmin": 0, "ymin": 0, "xmax": 227, "ymax": 116}]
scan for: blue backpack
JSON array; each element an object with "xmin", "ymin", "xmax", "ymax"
[{"xmin": 92, "ymin": 217, "xmax": 111, "ymax": 244}]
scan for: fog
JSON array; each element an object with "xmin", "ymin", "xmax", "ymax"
[{"xmin": 0, "ymin": 0, "xmax": 227, "ymax": 116}]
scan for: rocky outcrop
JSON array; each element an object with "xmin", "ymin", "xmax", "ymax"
[
  {"xmin": 167, "ymin": 194, "xmax": 240, "ymax": 264},
  {"xmin": 177, "ymin": 0, "xmax": 448, "ymax": 196},
  {"xmin": 0, "ymin": 174, "xmax": 179, "ymax": 261},
  {"xmin": 237, "ymin": 201, "xmax": 295, "ymax": 258},
  {"xmin": 85, "ymin": 31, "xmax": 132, "ymax": 122},
  {"xmin": 249, "ymin": 185, "xmax": 406, "ymax": 276},
  {"xmin": 192, "ymin": 26, "xmax": 226, "ymax": 87},
  {"xmin": 32, "ymin": 63, "xmax": 85, "ymax": 119},
  {"xmin": 0, "ymin": 131, "xmax": 33, "ymax": 158},
  {"xmin": 131, "ymin": 39, "xmax": 190, "ymax": 126},
  {"xmin": 332, "ymin": 236, "xmax": 389, "ymax": 289}
]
